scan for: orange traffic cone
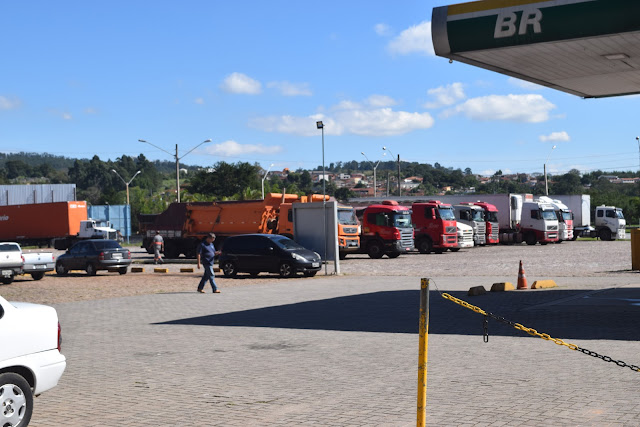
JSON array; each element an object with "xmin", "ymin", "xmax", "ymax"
[{"xmin": 517, "ymin": 260, "xmax": 528, "ymax": 290}]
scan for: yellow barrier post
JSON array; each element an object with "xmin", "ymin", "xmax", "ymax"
[{"xmin": 417, "ymin": 278, "xmax": 430, "ymax": 427}]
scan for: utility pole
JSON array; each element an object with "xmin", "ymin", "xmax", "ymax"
[{"xmin": 397, "ymin": 154, "xmax": 401, "ymax": 197}]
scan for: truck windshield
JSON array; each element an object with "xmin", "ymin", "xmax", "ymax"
[
  {"xmin": 471, "ymin": 210, "xmax": 484, "ymax": 221},
  {"xmin": 541, "ymin": 210, "xmax": 556, "ymax": 221},
  {"xmin": 616, "ymin": 210, "xmax": 624, "ymax": 219},
  {"xmin": 438, "ymin": 207, "xmax": 456, "ymax": 220},
  {"xmin": 486, "ymin": 212, "xmax": 498, "ymax": 222},
  {"xmin": 337, "ymin": 208, "xmax": 358, "ymax": 225},
  {"xmin": 562, "ymin": 212, "xmax": 572, "ymax": 221},
  {"xmin": 391, "ymin": 212, "xmax": 412, "ymax": 228}
]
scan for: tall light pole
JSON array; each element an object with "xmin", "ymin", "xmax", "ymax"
[
  {"xmin": 261, "ymin": 163, "xmax": 275, "ymax": 199},
  {"xmin": 544, "ymin": 145, "xmax": 557, "ymax": 196},
  {"xmin": 361, "ymin": 152, "xmax": 381, "ymax": 198},
  {"xmin": 111, "ymin": 169, "xmax": 141, "ymax": 243},
  {"xmin": 635, "ymin": 137, "xmax": 640, "ymax": 174},
  {"xmin": 383, "ymin": 146, "xmax": 401, "ymax": 196},
  {"xmin": 139, "ymin": 138, "xmax": 212, "ymax": 203},
  {"xmin": 316, "ymin": 121, "xmax": 327, "ymax": 275}
]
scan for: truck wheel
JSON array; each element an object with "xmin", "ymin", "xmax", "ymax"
[
  {"xmin": 367, "ymin": 241, "xmax": 384, "ymax": 259},
  {"xmin": 434, "ymin": 249, "xmax": 444, "ymax": 254},
  {"xmin": 222, "ymin": 261, "xmax": 237, "ymax": 278},
  {"xmin": 450, "ymin": 248, "xmax": 461, "ymax": 252},
  {"xmin": 31, "ymin": 272, "xmax": 45, "ymax": 281},
  {"xmin": 386, "ymin": 252, "xmax": 401, "ymax": 258},
  {"xmin": 56, "ymin": 262, "xmax": 68, "ymax": 276},
  {"xmin": 1, "ymin": 276, "xmax": 13, "ymax": 285},
  {"xmin": 339, "ymin": 253, "xmax": 347, "ymax": 260},
  {"xmin": 417, "ymin": 239, "xmax": 432, "ymax": 254},
  {"xmin": 86, "ymin": 263, "xmax": 97, "ymax": 276},
  {"xmin": 0, "ymin": 372, "xmax": 33, "ymax": 427},
  {"xmin": 599, "ymin": 228, "xmax": 612, "ymax": 241},
  {"xmin": 279, "ymin": 262, "xmax": 295, "ymax": 278},
  {"xmin": 525, "ymin": 233, "xmax": 537, "ymax": 246},
  {"xmin": 571, "ymin": 234, "xmax": 579, "ymax": 241}
]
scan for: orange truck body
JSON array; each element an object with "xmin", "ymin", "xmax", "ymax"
[{"xmin": 0, "ymin": 201, "xmax": 88, "ymax": 243}]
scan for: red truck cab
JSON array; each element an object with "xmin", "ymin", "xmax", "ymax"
[
  {"xmin": 357, "ymin": 201, "xmax": 414, "ymax": 259},
  {"xmin": 470, "ymin": 201, "xmax": 500, "ymax": 244},
  {"xmin": 411, "ymin": 201, "xmax": 458, "ymax": 254}
]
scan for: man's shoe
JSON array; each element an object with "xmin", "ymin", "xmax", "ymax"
[
  {"xmin": 197, "ymin": 290, "xmax": 205, "ymax": 293},
  {"xmin": 213, "ymin": 290, "xmax": 221, "ymax": 293}
]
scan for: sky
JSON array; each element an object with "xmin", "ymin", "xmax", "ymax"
[{"xmin": 2, "ymin": 1, "xmax": 640, "ymax": 177}]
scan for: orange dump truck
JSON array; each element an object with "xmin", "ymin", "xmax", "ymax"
[{"xmin": 139, "ymin": 193, "xmax": 360, "ymax": 258}]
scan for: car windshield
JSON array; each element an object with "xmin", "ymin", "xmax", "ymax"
[
  {"xmin": 391, "ymin": 212, "xmax": 412, "ymax": 227},
  {"xmin": 562, "ymin": 212, "xmax": 572, "ymax": 221},
  {"xmin": 471, "ymin": 210, "xmax": 484, "ymax": 221},
  {"xmin": 273, "ymin": 237, "xmax": 306, "ymax": 250},
  {"xmin": 541, "ymin": 210, "xmax": 556, "ymax": 221},
  {"xmin": 438, "ymin": 207, "xmax": 456, "ymax": 220},
  {"xmin": 338, "ymin": 208, "xmax": 358, "ymax": 225},
  {"xmin": 0, "ymin": 244, "xmax": 19, "ymax": 252},
  {"xmin": 486, "ymin": 212, "xmax": 498, "ymax": 222},
  {"xmin": 616, "ymin": 210, "xmax": 625, "ymax": 219},
  {"xmin": 92, "ymin": 240, "xmax": 122, "ymax": 250}
]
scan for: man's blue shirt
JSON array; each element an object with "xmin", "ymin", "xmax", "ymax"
[{"xmin": 197, "ymin": 241, "xmax": 217, "ymax": 266}]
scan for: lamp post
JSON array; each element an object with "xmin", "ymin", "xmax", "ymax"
[
  {"xmin": 383, "ymin": 146, "xmax": 401, "ymax": 196},
  {"xmin": 544, "ymin": 145, "xmax": 557, "ymax": 196},
  {"xmin": 361, "ymin": 152, "xmax": 381, "ymax": 198},
  {"xmin": 316, "ymin": 121, "xmax": 327, "ymax": 275},
  {"xmin": 110, "ymin": 169, "xmax": 141, "ymax": 243},
  {"xmin": 138, "ymin": 138, "xmax": 212, "ymax": 203},
  {"xmin": 635, "ymin": 137, "xmax": 640, "ymax": 174},
  {"xmin": 261, "ymin": 163, "xmax": 275, "ymax": 199}
]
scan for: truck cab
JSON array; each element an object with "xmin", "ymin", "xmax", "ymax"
[
  {"xmin": 358, "ymin": 200, "xmax": 414, "ymax": 259},
  {"xmin": 78, "ymin": 219, "xmax": 118, "ymax": 240},
  {"xmin": 470, "ymin": 201, "xmax": 499, "ymax": 244},
  {"xmin": 454, "ymin": 204, "xmax": 486, "ymax": 246},
  {"xmin": 595, "ymin": 205, "xmax": 625, "ymax": 241},
  {"xmin": 521, "ymin": 201, "xmax": 559, "ymax": 245},
  {"xmin": 538, "ymin": 197, "xmax": 573, "ymax": 241},
  {"xmin": 411, "ymin": 201, "xmax": 457, "ymax": 254}
]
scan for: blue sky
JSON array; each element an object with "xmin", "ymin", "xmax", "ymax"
[{"xmin": 1, "ymin": 1, "xmax": 640, "ymax": 177}]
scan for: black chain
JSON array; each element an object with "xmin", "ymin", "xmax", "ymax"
[
  {"xmin": 483, "ymin": 315, "xmax": 489, "ymax": 343},
  {"xmin": 575, "ymin": 347, "xmax": 640, "ymax": 373}
]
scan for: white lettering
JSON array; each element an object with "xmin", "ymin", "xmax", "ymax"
[
  {"xmin": 494, "ymin": 12, "xmax": 517, "ymax": 38},
  {"xmin": 0, "ymin": 215, "xmax": 8, "ymax": 221},
  {"xmin": 519, "ymin": 9, "xmax": 542, "ymax": 35},
  {"xmin": 494, "ymin": 8, "xmax": 542, "ymax": 39}
]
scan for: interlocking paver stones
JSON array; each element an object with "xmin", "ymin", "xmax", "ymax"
[{"xmin": 25, "ymin": 273, "xmax": 640, "ymax": 426}]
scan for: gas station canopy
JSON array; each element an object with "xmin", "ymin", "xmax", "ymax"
[{"xmin": 432, "ymin": 0, "xmax": 640, "ymax": 98}]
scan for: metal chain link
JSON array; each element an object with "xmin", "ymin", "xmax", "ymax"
[{"xmin": 441, "ymin": 292, "xmax": 640, "ymax": 373}]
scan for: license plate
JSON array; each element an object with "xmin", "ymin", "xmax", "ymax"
[
  {"xmin": 1, "ymin": 270, "xmax": 12, "ymax": 276},
  {"xmin": 36, "ymin": 265, "xmax": 46, "ymax": 269},
  {"xmin": 312, "ymin": 262, "xmax": 320, "ymax": 268},
  {"xmin": 112, "ymin": 253, "xmax": 122, "ymax": 259}
]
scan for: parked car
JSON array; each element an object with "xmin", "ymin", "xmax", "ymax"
[
  {"xmin": 219, "ymin": 234, "xmax": 322, "ymax": 278},
  {"xmin": 21, "ymin": 250, "xmax": 56, "ymax": 281},
  {"xmin": 0, "ymin": 242, "xmax": 56, "ymax": 284},
  {"xmin": 55, "ymin": 239, "xmax": 131, "ymax": 276},
  {"xmin": 0, "ymin": 295, "xmax": 66, "ymax": 426}
]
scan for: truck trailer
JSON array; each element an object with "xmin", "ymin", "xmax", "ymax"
[{"xmin": 552, "ymin": 194, "xmax": 625, "ymax": 240}]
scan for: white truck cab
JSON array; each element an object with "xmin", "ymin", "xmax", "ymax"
[
  {"xmin": 453, "ymin": 204, "xmax": 486, "ymax": 246},
  {"xmin": 455, "ymin": 222, "xmax": 475, "ymax": 249},
  {"xmin": 595, "ymin": 205, "xmax": 625, "ymax": 241},
  {"xmin": 538, "ymin": 197, "xmax": 574, "ymax": 241},
  {"xmin": 78, "ymin": 219, "xmax": 118, "ymax": 240},
  {"xmin": 521, "ymin": 201, "xmax": 559, "ymax": 245}
]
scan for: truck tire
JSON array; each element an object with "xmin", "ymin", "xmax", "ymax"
[
  {"xmin": 386, "ymin": 252, "xmax": 401, "ymax": 258},
  {"xmin": 31, "ymin": 272, "xmax": 45, "ymax": 281},
  {"xmin": 525, "ymin": 232, "xmax": 537, "ymax": 246},
  {"xmin": 339, "ymin": 252, "xmax": 347, "ymax": 260},
  {"xmin": 417, "ymin": 238, "xmax": 433, "ymax": 254},
  {"xmin": 0, "ymin": 372, "xmax": 33, "ymax": 427},
  {"xmin": 1, "ymin": 276, "xmax": 13, "ymax": 285},
  {"xmin": 367, "ymin": 241, "xmax": 384, "ymax": 259},
  {"xmin": 164, "ymin": 245, "xmax": 180, "ymax": 259},
  {"xmin": 571, "ymin": 234, "xmax": 579, "ymax": 241},
  {"xmin": 450, "ymin": 248, "xmax": 461, "ymax": 252},
  {"xmin": 86, "ymin": 263, "xmax": 97, "ymax": 276},
  {"xmin": 599, "ymin": 228, "xmax": 612, "ymax": 241},
  {"xmin": 222, "ymin": 261, "xmax": 237, "ymax": 278}
]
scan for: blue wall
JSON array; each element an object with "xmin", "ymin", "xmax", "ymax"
[{"xmin": 88, "ymin": 205, "xmax": 132, "ymax": 238}]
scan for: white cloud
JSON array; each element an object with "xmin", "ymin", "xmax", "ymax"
[
  {"xmin": 0, "ymin": 96, "xmax": 21, "ymax": 110},
  {"xmin": 251, "ymin": 98, "xmax": 434, "ymax": 137},
  {"xmin": 267, "ymin": 81, "xmax": 312, "ymax": 96},
  {"xmin": 203, "ymin": 140, "xmax": 283, "ymax": 157},
  {"xmin": 444, "ymin": 94, "xmax": 556, "ymax": 123},
  {"xmin": 387, "ymin": 21, "xmax": 434, "ymax": 56},
  {"xmin": 84, "ymin": 107, "xmax": 98, "ymax": 114},
  {"xmin": 62, "ymin": 112, "xmax": 72, "ymax": 120},
  {"xmin": 540, "ymin": 131, "xmax": 570, "ymax": 142},
  {"xmin": 220, "ymin": 72, "xmax": 262, "ymax": 95},
  {"xmin": 194, "ymin": 97, "xmax": 205, "ymax": 105},
  {"xmin": 366, "ymin": 94, "xmax": 397, "ymax": 108},
  {"xmin": 424, "ymin": 83, "xmax": 465, "ymax": 108},
  {"xmin": 508, "ymin": 77, "xmax": 544, "ymax": 91},
  {"xmin": 374, "ymin": 23, "xmax": 391, "ymax": 36}
]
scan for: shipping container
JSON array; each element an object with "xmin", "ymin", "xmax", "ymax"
[
  {"xmin": 88, "ymin": 205, "xmax": 132, "ymax": 238},
  {"xmin": 0, "ymin": 201, "xmax": 87, "ymax": 244},
  {"xmin": 0, "ymin": 184, "xmax": 77, "ymax": 206}
]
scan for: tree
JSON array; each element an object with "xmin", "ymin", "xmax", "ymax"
[
  {"xmin": 335, "ymin": 187, "xmax": 355, "ymax": 201},
  {"xmin": 187, "ymin": 161, "xmax": 261, "ymax": 198}
]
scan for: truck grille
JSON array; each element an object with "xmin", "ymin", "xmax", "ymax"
[
  {"xmin": 459, "ymin": 230, "xmax": 473, "ymax": 244},
  {"xmin": 489, "ymin": 222, "xmax": 499, "ymax": 240},
  {"xmin": 547, "ymin": 225, "xmax": 558, "ymax": 231},
  {"xmin": 445, "ymin": 226, "xmax": 456, "ymax": 234},
  {"xmin": 477, "ymin": 223, "xmax": 486, "ymax": 235},
  {"xmin": 343, "ymin": 227, "xmax": 358, "ymax": 234},
  {"xmin": 400, "ymin": 230, "xmax": 414, "ymax": 249}
]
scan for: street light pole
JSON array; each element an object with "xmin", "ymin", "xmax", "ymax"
[
  {"xmin": 383, "ymin": 146, "xmax": 401, "ymax": 196},
  {"xmin": 361, "ymin": 152, "xmax": 381, "ymax": 198},
  {"xmin": 139, "ymin": 138, "xmax": 212, "ymax": 203},
  {"xmin": 316, "ymin": 121, "xmax": 327, "ymax": 276},
  {"xmin": 111, "ymin": 169, "xmax": 141, "ymax": 243},
  {"xmin": 544, "ymin": 145, "xmax": 557, "ymax": 196},
  {"xmin": 635, "ymin": 137, "xmax": 640, "ymax": 175},
  {"xmin": 261, "ymin": 163, "xmax": 275, "ymax": 199}
]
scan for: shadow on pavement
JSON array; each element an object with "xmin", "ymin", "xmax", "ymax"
[{"xmin": 155, "ymin": 288, "xmax": 640, "ymax": 341}]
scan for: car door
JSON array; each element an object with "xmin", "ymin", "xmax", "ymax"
[
  {"xmin": 65, "ymin": 243, "xmax": 83, "ymax": 270},
  {"xmin": 255, "ymin": 237, "xmax": 278, "ymax": 272}
]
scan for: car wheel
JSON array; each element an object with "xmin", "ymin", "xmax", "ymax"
[
  {"xmin": 386, "ymin": 252, "xmax": 401, "ymax": 258},
  {"xmin": 304, "ymin": 271, "xmax": 317, "ymax": 277},
  {"xmin": 599, "ymin": 228, "xmax": 612, "ymax": 241},
  {"xmin": 367, "ymin": 241, "xmax": 384, "ymax": 259},
  {"xmin": 279, "ymin": 262, "xmax": 295, "ymax": 278},
  {"xmin": 249, "ymin": 271, "xmax": 259, "ymax": 277},
  {"xmin": 0, "ymin": 372, "xmax": 33, "ymax": 427},
  {"xmin": 1, "ymin": 276, "xmax": 13, "ymax": 285},
  {"xmin": 525, "ymin": 232, "xmax": 537, "ymax": 246},
  {"xmin": 86, "ymin": 263, "xmax": 97, "ymax": 276},
  {"xmin": 222, "ymin": 261, "xmax": 237, "ymax": 278},
  {"xmin": 118, "ymin": 267, "xmax": 128, "ymax": 275},
  {"xmin": 417, "ymin": 239, "xmax": 432, "ymax": 254},
  {"xmin": 55, "ymin": 262, "xmax": 68, "ymax": 276},
  {"xmin": 31, "ymin": 272, "xmax": 45, "ymax": 281}
]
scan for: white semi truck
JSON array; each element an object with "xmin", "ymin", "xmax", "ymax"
[
  {"xmin": 552, "ymin": 195, "xmax": 625, "ymax": 241},
  {"xmin": 537, "ymin": 197, "xmax": 574, "ymax": 241}
]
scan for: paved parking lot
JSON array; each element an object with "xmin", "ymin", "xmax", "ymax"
[{"xmin": 4, "ymin": 241, "xmax": 640, "ymax": 426}]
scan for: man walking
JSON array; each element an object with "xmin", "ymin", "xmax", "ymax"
[
  {"xmin": 197, "ymin": 232, "xmax": 221, "ymax": 293},
  {"xmin": 152, "ymin": 231, "xmax": 164, "ymax": 264}
]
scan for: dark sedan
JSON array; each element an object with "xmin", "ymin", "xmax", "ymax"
[{"xmin": 55, "ymin": 239, "xmax": 131, "ymax": 276}]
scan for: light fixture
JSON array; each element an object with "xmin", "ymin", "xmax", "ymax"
[{"xmin": 316, "ymin": 121, "xmax": 324, "ymax": 129}]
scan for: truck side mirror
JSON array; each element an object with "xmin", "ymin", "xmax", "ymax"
[{"xmin": 430, "ymin": 208, "xmax": 436, "ymax": 219}]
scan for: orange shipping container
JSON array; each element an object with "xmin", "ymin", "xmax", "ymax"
[{"xmin": 0, "ymin": 201, "xmax": 88, "ymax": 241}]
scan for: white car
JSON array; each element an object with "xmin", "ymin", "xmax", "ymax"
[{"xmin": 0, "ymin": 295, "xmax": 66, "ymax": 426}]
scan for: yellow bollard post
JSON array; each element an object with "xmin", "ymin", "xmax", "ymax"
[{"xmin": 417, "ymin": 278, "xmax": 430, "ymax": 427}]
